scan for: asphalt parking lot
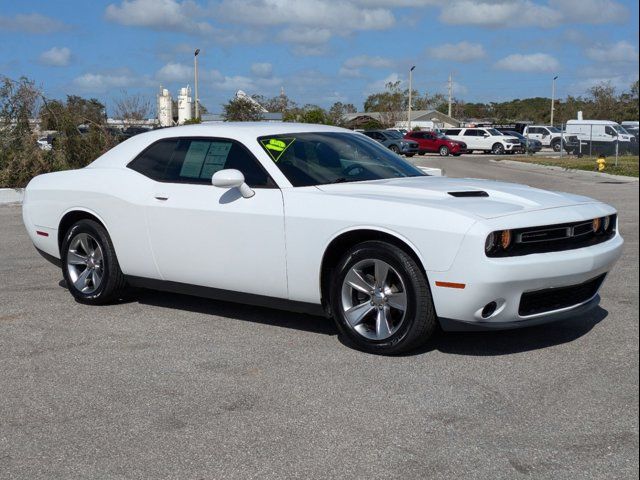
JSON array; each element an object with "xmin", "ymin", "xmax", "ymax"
[{"xmin": 1, "ymin": 157, "xmax": 638, "ymax": 479}]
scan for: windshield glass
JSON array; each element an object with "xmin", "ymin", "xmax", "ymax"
[
  {"xmin": 547, "ymin": 127, "xmax": 561, "ymax": 133},
  {"xmin": 258, "ymin": 132, "xmax": 425, "ymax": 187},
  {"xmin": 487, "ymin": 128, "xmax": 503, "ymax": 136},
  {"xmin": 506, "ymin": 131, "xmax": 524, "ymax": 140},
  {"xmin": 384, "ymin": 130, "xmax": 403, "ymax": 139},
  {"xmin": 613, "ymin": 125, "xmax": 628, "ymax": 134}
]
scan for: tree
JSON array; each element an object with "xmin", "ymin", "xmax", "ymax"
[
  {"xmin": 363, "ymin": 80, "xmax": 405, "ymax": 127},
  {"xmin": 221, "ymin": 96, "xmax": 265, "ymax": 121},
  {"xmin": 113, "ymin": 90, "xmax": 151, "ymax": 127},
  {"xmin": 586, "ymin": 81, "xmax": 617, "ymax": 119},
  {"xmin": 328, "ymin": 102, "xmax": 357, "ymax": 126}
]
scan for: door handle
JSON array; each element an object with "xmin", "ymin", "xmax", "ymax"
[{"xmin": 154, "ymin": 195, "xmax": 169, "ymax": 201}]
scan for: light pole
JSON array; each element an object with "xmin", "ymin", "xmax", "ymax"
[
  {"xmin": 407, "ymin": 65, "xmax": 415, "ymax": 131},
  {"xmin": 194, "ymin": 48, "xmax": 200, "ymax": 120},
  {"xmin": 550, "ymin": 75, "xmax": 558, "ymax": 127}
]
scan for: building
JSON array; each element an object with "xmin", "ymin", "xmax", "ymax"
[{"xmin": 343, "ymin": 110, "xmax": 460, "ymax": 130}]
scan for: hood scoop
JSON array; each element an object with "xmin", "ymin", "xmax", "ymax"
[{"xmin": 448, "ymin": 190, "xmax": 489, "ymax": 198}]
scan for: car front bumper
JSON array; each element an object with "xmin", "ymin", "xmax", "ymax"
[{"xmin": 428, "ymin": 216, "xmax": 623, "ymax": 331}]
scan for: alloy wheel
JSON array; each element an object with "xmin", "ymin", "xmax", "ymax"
[
  {"xmin": 340, "ymin": 259, "xmax": 407, "ymax": 340},
  {"xmin": 66, "ymin": 233, "xmax": 104, "ymax": 294}
]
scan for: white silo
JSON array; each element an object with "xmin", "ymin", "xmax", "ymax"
[
  {"xmin": 177, "ymin": 86, "xmax": 193, "ymax": 124},
  {"xmin": 157, "ymin": 86, "xmax": 173, "ymax": 127}
]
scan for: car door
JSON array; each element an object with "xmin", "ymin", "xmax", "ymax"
[
  {"xmin": 422, "ymin": 132, "xmax": 438, "ymax": 152},
  {"xmin": 462, "ymin": 129, "xmax": 481, "ymax": 149},
  {"xmin": 139, "ymin": 136, "xmax": 288, "ymax": 299},
  {"xmin": 527, "ymin": 127, "xmax": 544, "ymax": 144}
]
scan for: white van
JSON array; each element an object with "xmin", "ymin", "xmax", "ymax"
[{"xmin": 565, "ymin": 120, "xmax": 636, "ymax": 155}]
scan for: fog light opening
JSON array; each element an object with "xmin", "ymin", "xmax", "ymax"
[{"xmin": 481, "ymin": 301, "xmax": 498, "ymax": 319}]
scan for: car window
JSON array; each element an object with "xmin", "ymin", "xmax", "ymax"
[
  {"xmin": 257, "ymin": 132, "xmax": 425, "ymax": 187},
  {"xmin": 445, "ymin": 129, "xmax": 461, "ymax": 136},
  {"xmin": 128, "ymin": 139, "xmax": 179, "ymax": 181},
  {"xmin": 128, "ymin": 137, "xmax": 276, "ymax": 188},
  {"xmin": 463, "ymin": 129, "xmax": 478, "ymax": 136}
]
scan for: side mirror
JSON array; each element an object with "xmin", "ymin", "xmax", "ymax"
[
  {"xmin": 483, "ymin": 133, "xmax": 490, "ymax": 137},
  {"xmin": 212, "ymin": 169, "xmax": 255, "ymax": 198}
]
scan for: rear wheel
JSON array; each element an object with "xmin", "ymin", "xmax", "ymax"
[
  {"xmin": 492, "ymin": 143, "xmax": 505, "ymax": 155},
  {"xmin": 61, "ymin": 219, "xmax": 126, "ymax": 304},
  {"xmin": 330, "ymin": 241, "xmax": 437, "ymax": 354},
  {"xmin": 439, "ymin": 146, "xmax": 450, "ymax": 156}
]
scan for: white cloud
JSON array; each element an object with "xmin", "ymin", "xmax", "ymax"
[
  {"xmin": 549, "ymin": 0, "xmax": 627, "ymax": 24},
  {"xmin": 105, "ymin": 0, "xmax": 213, "ymax": 35},
  {"xmin": 156, "ymin": 62, "xmax": 193, "ymax": 82},
  {"xmin": 439, "ymin": 1, "xmax": 557, "ymax": 28},
  {"xmin": 427, "ymin": 42, "xmax": 486, "ymax": 62},
  {"xmin": 251, "ymin": 62, "xmax": 273, "ymax": 77},
  {"xmin": 339, "ymin": 67, "xmax": 364, "ymax": 78},
  {"xmin": 216, "ymin": 0, "xmax": 395, "ymax": 32},
  {"xmin": 495, "ymin": 53, "xmax": 560, "ymax": 72},
  {"xmin": 0, "ymin": 13, "xmax": 68, "ymax": 34},
  {"xmin": 39, "ymin": 47, "xmax": 72, "ymax": 67},
  {"xmin": 586, "ymin": 41, "xmax": 639, "ymax": 64},
  {"xmin": 73, "ymin": 71, "xmax": 137, "ymax": 92},
  {"xmin": 277, "ymin": 27, "xmax": 333, "ymax": 45},
  {"xmin": 343, "ymin": 55, "xmax": 394, "ymax": 69}
]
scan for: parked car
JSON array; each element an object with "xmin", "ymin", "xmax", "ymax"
[
  {"xmin": 23, "ymin": 123, "xmax": 623, "ymax": 354},
  {"xmin": 621, "ymin": 121, "xmax": 639, "ymax": 142},
  {"xmin": 522, "ymin": 125, "xmax": 565, "ymax": 151},
  {"xmin": 442, "ymin": 127, "xmax": 521, "ymax": 154},
  {"xmin": 386, "ymin": 128, "xmax": 408, "ymax": 136},
  {"xmin": 498, "ymin": 130, "xmax": 542, "ymax": 154},
  {"xmin": 362, "ymin": 129, "xmax": 419, "ymax": 157},
  {"xmin": 404, "ymin": 130, "xmax": 468, "ymax": 156},
  {"xmin": 565, "ymin": 120, "xmax": 637, "ymax": 156}
]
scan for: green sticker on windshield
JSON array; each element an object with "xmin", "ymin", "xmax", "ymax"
[{"xmin": 260, "ymin": 137, "xmax": 295, "ymax": 162}]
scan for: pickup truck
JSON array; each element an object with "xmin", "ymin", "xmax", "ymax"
[{"xmin": 521, "ymin": 125, "xmax": 564, "ymax": 151}]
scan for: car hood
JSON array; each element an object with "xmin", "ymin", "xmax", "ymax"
[{"xmin": 315, "ymin": 176, "xmax": 598, "ymax": 219}]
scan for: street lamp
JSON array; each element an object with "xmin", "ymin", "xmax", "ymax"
[
  {"xmin": 408, "ymin": 65, "xmax": 415, "ymax": 131},
  {"xmin": 550, "ymin": 75, "xmax": 558, "ymax": 127},
  {"xmin": 194, "ymin": 48, "xmax": 200, "ymax": 120}
]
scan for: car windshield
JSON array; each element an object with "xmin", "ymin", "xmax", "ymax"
[
  {"xmin": 613, "ymin": 125, "xmax": 628, "ymax": 134},
  {"xmin": 548, "ymin": 127, "xmax": 561, "ymax": 133},
  {"xmin": 506, "ymin": 131, "xmax": 524, "ymax": 140},
  {"xmin": 487, "ymin": 128, "xmax": 503, "ymax": 136},
  {"xmin": 385, "ymin": 130, "xmax": 403, "ymax": 139},
  {"xmin": 257, "ymin": 132, "xmax": 426, "ymax": 187}
]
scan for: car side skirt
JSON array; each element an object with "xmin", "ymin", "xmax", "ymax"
[{"xmin": 125, "ymin": 276, "xmax": 327, "ymax": 317}]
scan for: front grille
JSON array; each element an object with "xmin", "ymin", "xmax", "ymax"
[
  {"xmin": 488, "ymin": 215, "xmax": 616, "ymax": 257},
  {"xmin": 518, "ymin": 274, "xmax": 606, "ymax": 316}
]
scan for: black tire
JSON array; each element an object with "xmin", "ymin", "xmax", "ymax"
[
  {"xmin": 60, "ymin": 219, "xmax": 126, "ymax": 304},
  {"xmin": 453, "ymin": 153, "xmax": 462, "ymax": 157},
  {"xmin": 439, "ymin": 146, "xmax": 450, "ymax": 156},
  {"xmin": 389, "ymin": 145, "xmax": 400, "ymax": 154},
  {"xmin": 329, "ymin": 241, "xmax": 437, "ymax": 355},
  {"xmin": 552, "ymin": 140, "xmax": 562, "ymax": 152},
  {"xmin": 405, "ymin": 153, "xmax": 415, "ymax": 158},
  {"xmin": 491, "ymin": 143, "xmax": 505, "ymax": 155}
]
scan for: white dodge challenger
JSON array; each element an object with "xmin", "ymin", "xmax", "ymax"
[{"xmin": 23, "ymin": 123, "xmax": 623, "ymax": 354}]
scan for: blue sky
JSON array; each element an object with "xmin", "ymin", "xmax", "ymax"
[{"xmin": 1, "ymin": 0, "xmax": 638, "ymax": 115}]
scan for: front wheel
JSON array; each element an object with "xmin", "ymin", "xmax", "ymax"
[
  {"xmin": 61, "ymin": 219, "xmax": 126, "ymax": 304},
  {"xmin": 439, "ymin": 146, "xmax": 450, "ymax": 156},
  {"xmin": 492, "ymin": 143, "xmax": 505, "ymax": 155},
  {"xmin": 552, "ymin": 140, "xmax": 562, "ymax": 152},
  {"xmin": 389, "ymin": 145, "xmax": 400, "ymax": 154},
  {"xmin": 330, "ymin": 241, "xmax": 437, "ymax": 354}
]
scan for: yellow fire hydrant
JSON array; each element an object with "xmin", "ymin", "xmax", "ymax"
[{"xmin": 596, "ymin": 156, "xmax": 606, "ymax": 172}]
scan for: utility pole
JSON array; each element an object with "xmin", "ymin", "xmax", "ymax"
[
  {"xmin": 550, "ymin": 75, "xmax": 558, "ymax": 127},
  {"xmin": 194, "ymin": 48, "xmax": 200, "ymax": 120},
  {"xmin": 447, "ymin": 72, "xmax": 453, "ymax": 118},
  {"xmin": 408, "ymin": 65, "xmax": 415, "ymax": 131}
]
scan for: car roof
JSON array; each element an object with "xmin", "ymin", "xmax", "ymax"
[{"xmin": 87, "ymin": 122, "xmax": 353, "ymax": 169}]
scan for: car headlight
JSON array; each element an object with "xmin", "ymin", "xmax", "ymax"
[{"xmin": 485, "ymin": 230, "xmax": 512, "ymax": 254}]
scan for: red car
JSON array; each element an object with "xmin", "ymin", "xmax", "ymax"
[{"xmin": 404, "ymin": 131, "xmax": 467, "ymax": 156}]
